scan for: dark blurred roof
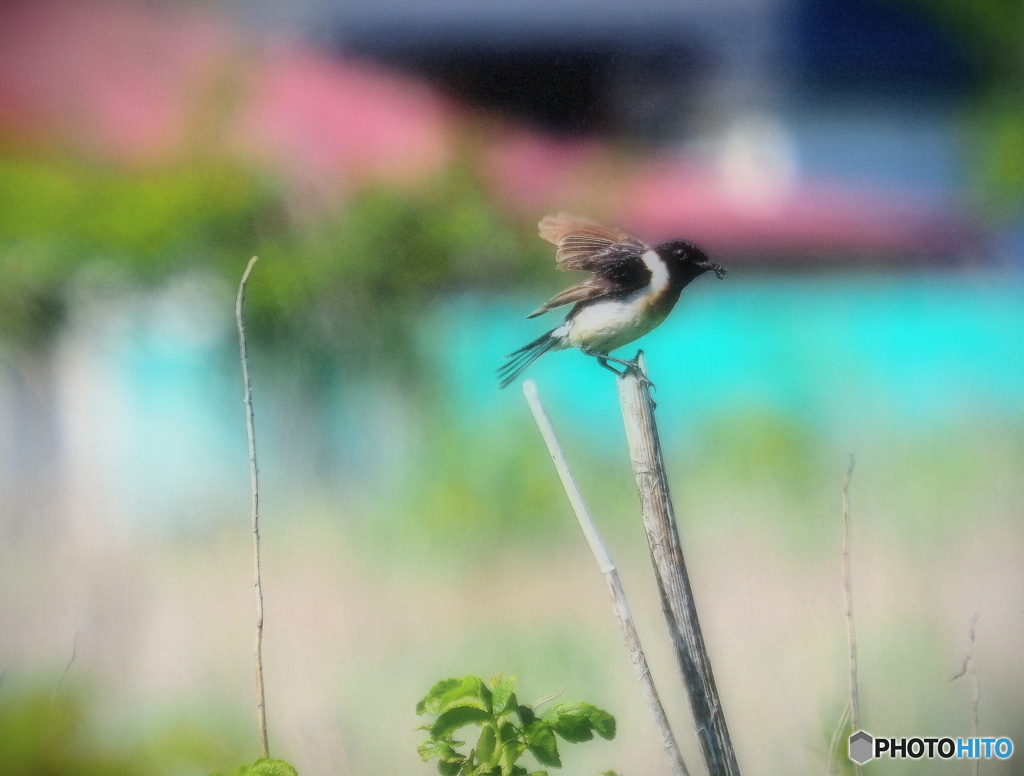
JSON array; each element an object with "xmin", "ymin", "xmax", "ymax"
[
  {"xmin": 249, "ymin": 0, "xmax": 779, "ymax": 48},
  {"xmin": 340, "ymin": 0, "xmax": 771, "ymax": 47}
]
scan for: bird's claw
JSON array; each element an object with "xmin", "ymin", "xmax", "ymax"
[{"xmin": 625, "ymin": 354, "xmax": 656, "ymax": 392}]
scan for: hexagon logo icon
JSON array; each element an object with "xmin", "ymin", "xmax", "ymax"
[{"xmin": 849, "ymin": 730, "xmax": 874, "ymax": 764}]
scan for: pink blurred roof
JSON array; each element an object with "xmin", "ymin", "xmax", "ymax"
[
  {"xmin": 0, "ymin": 0, "xmax": 230, "ymax": 160},
  {"xmin": 233, "ymin": 47, "xmax": 452, "ymax": 192},
  {"xmin": 617, "ymin": 158, "xmax": 977, "ymax": 259},
  {"xmin": 0, "ymin": 0, "xmax": 452, "ymax": 185}
]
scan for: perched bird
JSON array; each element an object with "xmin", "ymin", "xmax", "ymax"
[{"xmin": 498, "ymin": 213, "xmax": 725, "ymax": 388}]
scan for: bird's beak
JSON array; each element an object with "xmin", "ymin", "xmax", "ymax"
[{"xmin": 697, "ymin": 259, "xmax": 727, "ymax": 279}]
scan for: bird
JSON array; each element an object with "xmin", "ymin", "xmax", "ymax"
[{"xmin": 498, "ymin": 213, "xmax": 725, "ymax": 389}]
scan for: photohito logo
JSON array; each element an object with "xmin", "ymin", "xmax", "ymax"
[{"xmin": 849, "ymin": 731, "xmax": 1014, "ymax": 765}]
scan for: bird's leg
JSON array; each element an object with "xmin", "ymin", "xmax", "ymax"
[
  {"xmin": 595, "ymin": 352, "xmax": 639, "ymax": 370},
  {"xmin": 598, "ymin": 356, "xmax": 626, "ymax": 376},
  {"xmin": 581, "ymin": 348, "xmax": 626, "ymax": 376},
  {"xmin": 625, "ymin": 351, "xmax": 656, "ymax": 393},
  {"xmin": 582, "ymin": 349, "xmax": 656, "ymax": 392},
  {"xmin": 597, "ymin": 357, "xmax": 627, "ymax": 378}
]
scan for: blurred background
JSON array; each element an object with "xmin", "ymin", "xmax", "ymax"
[{"xmin": 0, "ymin": 0, "xmax": 1022, "ymax": 774}]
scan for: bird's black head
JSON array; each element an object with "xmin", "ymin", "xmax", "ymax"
[{"xmin": 655, "ymin": 240, "xmax": 727, "ymax": 281}]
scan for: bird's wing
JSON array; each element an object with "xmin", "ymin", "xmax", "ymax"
[
  {"xmin": 528, "ymin": 279, "xmax": 607, "ymax": 318},
  {"xmin": 538, "ymin": 213, "xmax": 649, "ymax": 272},
  {"xmin": 530, "ymin": 214, "xmax": 652, "ymax": 317}
]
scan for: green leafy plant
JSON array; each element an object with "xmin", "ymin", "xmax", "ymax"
[
  {"xmin": 211, "ymin": 757, "xmax": 298, "ymax": 776},
  {"xmin": 416, "ymin": 676, "xmax": 616, "ymax": 776}
]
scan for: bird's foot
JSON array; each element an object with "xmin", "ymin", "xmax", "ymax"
[
  {"xmin": 625, "ymin": 352, "xmax": 656, "ymax": 393},
  {"xmin": 584, "ymin": 349, "xmax": 657, "ymax": 393}
]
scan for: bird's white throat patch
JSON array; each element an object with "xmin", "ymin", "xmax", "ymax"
[{"xmin": 641, "ymin": 249, "xmax": 669, "ymax": 293}]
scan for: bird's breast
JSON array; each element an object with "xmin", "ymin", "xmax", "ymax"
[{"xmin": 563, "ymin": 287, "xmax": 677, "ymax": 353}]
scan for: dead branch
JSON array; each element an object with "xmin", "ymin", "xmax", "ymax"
[{"xmin": 617, "ymin": 353, "xmax": 741, "ymax": 776}]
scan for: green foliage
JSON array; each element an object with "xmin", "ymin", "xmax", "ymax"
[
  {"xmin": 0, "ymin": 150, "xmax": 543, "ymax": 356},
  {"xmin": 894, "ymin": 0, "xmax": 1023, "ymax": 79},
  {"xmin": 416, "ymin": 676, "xmax": 615, "ymax": 776},
  {"xmin": 0, "ymin": 685, "xmax": 132, "ymax": 776},
  {"xmin": 212, "ymin": 758, "xmax": 299, "ymax": 776},
  {"xmin": 695, "ymin": 409, "xmax": 826, "ymax": 491},
  {"xmin": 888, "ymin": 0, "xmax": 1024, "ymax": 219},
  {"xmin": 409, "ymin": 419, "xmax": 565, "ymax": 547},
  {"xmin": 540, "ymin": 703, "xmax": 615, "ymax": 743},
  {"xmin": 246, "ymin": 166, "xmax": 543, "ymax": 368},
  {"xmin": 0, "ymin": 154, "xmax": 267, "ymax": 349},
  {"xmin": 0, "ymin": 156, "xmax": 261, "ymax": 263},
  {"xmin": 818, "ymin": 703, "xmax": 858, "ymax": 776},
  {"xmin": 967, "ymin": 88, "xmax": 1024, "ymax": 220},
  {"xmin": 0, "ymin": 682, "xmax": 248, "ymax": 776}
]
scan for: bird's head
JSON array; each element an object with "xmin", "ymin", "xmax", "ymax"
[{"xmin": 656, "ymin": 240, "xmax": 727, "ymax": 280}]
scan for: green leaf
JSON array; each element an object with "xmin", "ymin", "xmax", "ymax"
[
  {"xmin": 431, "ymin": 706, "xmax": 493, "ymax": 738},
  {"xmin": 524, "ymin": 721, "xmax": 561, "ymax": 768},
  {"xmin": 542, "ymin": 703, "xmax": 616, "ymax": 742},
  {"xmin": 419, "ymin": 677, "xmax": 493, "ymax": 715},
  {"xmin": 517, "ymin": 705, "xmax": 536, "ymax": 725},
  {"xmin": 478, "ymin": 681, "xmax": 494, "ymax": 712},
  {"xmin": 234, "ymin": 759, "xmax": 299, "ymax": 776},
  {"xmin": 491, "ymin": 679, "xmax": 518, "ymax": 716},
  {"xmin": 477, "ymin": 725, "xmax": 497, "ymax": 764},
  {"xmin": 496, "ymin": 693, "xmax": 519, "ymax": 718},
  {"xmin": 501, "ymin": 740, "xmax": 526, "ymax": 773},
  {"xmin": 495, "ymin": 720, "xmax": 525, "ymax": 775},
  {"xmin": 498, "ymin": 720, "xmax": 520, "ymax": 748},
  {"xmin": 601, "ymin": 771, "xmax": 620, "ymax": 775},
  {"xmin": 438, "ymin": 759, "xmax": 462, "ymax": 776},
  {"xmin": 418, "ymin": 739, "xmax": 463, "ymax": 762},
  {"xmin": 418, "ymin": 679, "xmax": 461, "ymax": 714}
]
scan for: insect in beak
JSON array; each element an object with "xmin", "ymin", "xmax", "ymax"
[{"xmin": 697, "ymin": 259, "xmax": 727, "ymax": 279}]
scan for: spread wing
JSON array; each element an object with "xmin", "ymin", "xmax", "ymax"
[
  {"xmin": 529, "ymin": 213, "xmax": 651, "ymax": 318},
  {"xmin": 539, "ymin": 213, "xmax": 649, "ymax": 271}
]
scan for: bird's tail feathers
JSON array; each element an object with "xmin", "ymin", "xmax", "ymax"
[{"xmin": 498, "ymin": 330, "xmax": 558, "ymax": 389}]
